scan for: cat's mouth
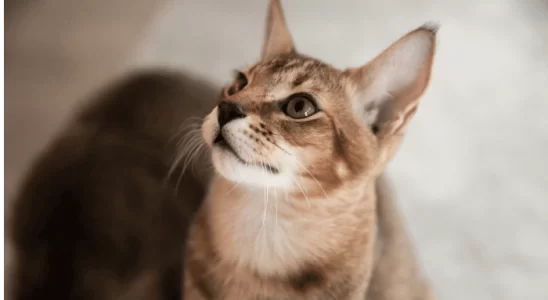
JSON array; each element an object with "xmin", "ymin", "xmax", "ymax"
[{"xmin": 213, "ymin": 133, "xmax": 279, "ymax": 174}]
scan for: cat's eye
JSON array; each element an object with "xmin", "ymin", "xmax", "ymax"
[
  {"xmin": 225, "ymin": 72, "xmax": 248, "ymax": 96},
  {"xmin": 283, "ymin": 94, "xmax": 318, "ymax": 119}
]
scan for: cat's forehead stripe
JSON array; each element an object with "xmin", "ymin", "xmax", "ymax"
[
  {"xmin": 255, "ymin": 55, "xmax": 320, "ymax": 75},
  {"xmin": 249, "ymin": 55, "xmax": 339, "ymax": 92}
]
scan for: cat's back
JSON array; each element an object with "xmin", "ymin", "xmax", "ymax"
[
  {"xmin": 367, "ymin": 174, "xmax": 434, "ymax": 300},
  {"xmin": 8, "ymin": 70, "xmax": 216, "ymax": 300}
]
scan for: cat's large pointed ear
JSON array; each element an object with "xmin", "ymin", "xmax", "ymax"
[
  {"xmin": 261, "ymin": 0, "xmax": 295, "ymax": 60},
  {"xmin": 344, "ymin": 24, "xmax": 437, "ymax": 143}
]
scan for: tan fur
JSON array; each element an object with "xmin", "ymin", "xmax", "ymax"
[
  {"xmin": 261, "ymin": 0, "xmax": 295, "ymax": 60},
  {"xmin": 367, "ymin": 175, "xmax": 435, "ymax": 300},
  {"xmin": 184, "ymin": 1, "xmax": 437, "ymax": 299}
]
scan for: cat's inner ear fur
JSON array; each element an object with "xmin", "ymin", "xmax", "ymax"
[
  {"xmin": 261, "ymin": 0, "xmax": 295, "ymax": 60},
  {"xmin": 345, "ymin": 24, "xmax": 438, "ymax": 137}
]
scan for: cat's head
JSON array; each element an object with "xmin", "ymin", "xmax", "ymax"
[{"xmin": 202, "ymin": 0, "xmax": 437, "ymax": 190}]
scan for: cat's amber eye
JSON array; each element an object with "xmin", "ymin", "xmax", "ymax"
[
  {"xmin": 225, "ymin": 72, "xmax": 248, "ymax": 96},
  {"xmin": 283, "ymin": 94, "xmax": 318, "ymax": 119}
]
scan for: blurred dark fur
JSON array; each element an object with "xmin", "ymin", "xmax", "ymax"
[{"xmin": 8, "ymin": 69, "xmax": 216, "ymax": 300}]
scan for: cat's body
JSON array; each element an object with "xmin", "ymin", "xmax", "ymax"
[
  {"xmin": 185, "ymin": 175, "xmax": 375, "ymax": 300},
  {"xmin": 8, "ymin": 70, "xmax": 216, "ymax": 300},
  {"xmin": 184, "ymin": 1, "xmax": 437, "ymax": 299},
  {"xmin": 368, "ymin": 175, "xmax": 434, "ymax": 300},
  {"xmin": 185, "ymin": 174, "xmax": 432, "ymax": 300}
]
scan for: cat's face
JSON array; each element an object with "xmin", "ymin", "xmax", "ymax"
[
  {"xmin": 202, "ymin": 54, "xmax": 373, "ymax": 188},
  {"xmin": 201, "ymin": 0, "xmax": 436, "ymax": 190}
]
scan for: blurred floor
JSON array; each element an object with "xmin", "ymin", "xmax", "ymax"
[{"xmin": 5, "ymin": 1, "xmax": 548, "ymax": 300}]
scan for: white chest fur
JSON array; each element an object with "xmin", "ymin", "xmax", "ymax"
[
  {"xmin": 205, "ymin": 175, "xmax": 372, "ymax": 278},
  {"xmin": 205, "ymin": 176, "xmax": 342, "ymax": 277},
  {"xmin": 208, "ymin": 186, "xmax": 312, "ymax": 276}
]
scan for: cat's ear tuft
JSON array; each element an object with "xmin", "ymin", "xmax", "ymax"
[
  {"xmin": 419, "ymin": 22, "xmax": 440, "ymax": 36},
  {"xmin": 344, "ymin": 25, "xmax": 437, "ymax": 138},
  {"xmin": 261, "ymin": 0, "xmax": 295, "ymax": 60}
]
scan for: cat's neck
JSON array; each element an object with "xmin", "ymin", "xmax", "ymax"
[{"xmin": 201, "ymin": 173, "xmax": 377, "ymax": 277}]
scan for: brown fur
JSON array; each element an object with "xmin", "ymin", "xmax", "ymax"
[
  {"xmin": 184, "ymin": 1, "xmax": 437, "ymax": 299},
  {"xmin": 8, "ymin": 69, "xmax": 217, "ymax": 300},
  {"xmin": 367, "ymin": 175, "xmax": 435, "ymax": 300}
]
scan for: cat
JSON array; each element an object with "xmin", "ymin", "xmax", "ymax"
[
  {"xmin": 7, "ymin": 69, "xmax": 217, "ymax": 300},
  {"xmin": 183, "ymin": 0, "xmax": 437, "ymax": 299}
]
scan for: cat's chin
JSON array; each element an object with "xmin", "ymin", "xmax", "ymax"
[{"xmin": 211, "ymin": 147, "xmax": 291, "ymax": 188}]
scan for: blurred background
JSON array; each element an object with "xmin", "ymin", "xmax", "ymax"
[{"xmin": 5, "ymin": 0, "xmax": 548, "ymax": 299}]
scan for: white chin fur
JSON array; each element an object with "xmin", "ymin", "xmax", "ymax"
[{"xmin": 211, "ymin": 148, "xmax": 292, "ymax": 188}]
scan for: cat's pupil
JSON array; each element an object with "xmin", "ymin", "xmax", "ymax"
[
  {"xmin": 283, "ymin": 94, "xmax": 318, "ymax": 119},
  {"xmin": 294, "ymin": 100, "xmax": 305, "ymax": 112}
]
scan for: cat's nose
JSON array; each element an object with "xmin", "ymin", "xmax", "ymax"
[{"xmin": 217, "ymin": 101, "xmax": 246, "ymax": 128}]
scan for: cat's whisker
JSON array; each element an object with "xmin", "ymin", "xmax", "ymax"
[
  {"xmin": 248, "ymin": 145, "xmax": 268, "ymax": 253},
  {"xmin": 181, "ymin": 138, "xmax": 204, "ymax": 171},
  {"xmin": 290, "ymin": 157, "xmax": 332, "ymax": 203},
  {"xmin": 273, "ymin": 187, "xmax": 279, "ymax": 247},
  {"xmin": 226, "ymin": 181, "xmax": 240, "ymax": 195},
  {"xmin": 296, "ymin": 172, "xmax": 310, "ymax": 198},
  {"xmin": 263, "ymin": 137, "xmax": 291, "ymax": 156},
  {"xmin": 291, "ymin": 173, "xmax": 311, "ymax": 209},
  {"xmin": 256, "ymin": 141, "xmax": 310, "ymax": 210},
  {"xmin": 265, "ymin": 182, "xmax": 270, "ymax": 238},
  {"xmin": 264, "ymin": 145, "xmax": 312, "ymax": 227},
  {"xmin": 261, "ymin": 151, "xmax": 281, "ymax": 243},
  {"xmin": 201, "ymin": 160, "xmax": 215, "ymax": 171},
  {"xmin": 169, "ymin": 129, "xmax": 202, "ymax": 176},
  {"xmin": 259, "ymin": 162, "xmax": 269, "ymax": 262},
  {"xmin": 168, "ymin": 122, "xmax": 208, "ymax": 194},
  {"xmin": 169, "ymin": 138, "xmax": 192, "ymax": 175},
  {"xmin": 168, "ymin": 117, "xmax": 203, "ymax": 145},
  {"xmin": 188, "ymin": 140, "xmax": 208, "ymax": 176},
  {"xmin": 263, "ymin": 139, "xmax": 326, "ymax": 210},
  {"xmin": 175, "ymin": 144, "xmax": 204, "ymax": 194}
]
